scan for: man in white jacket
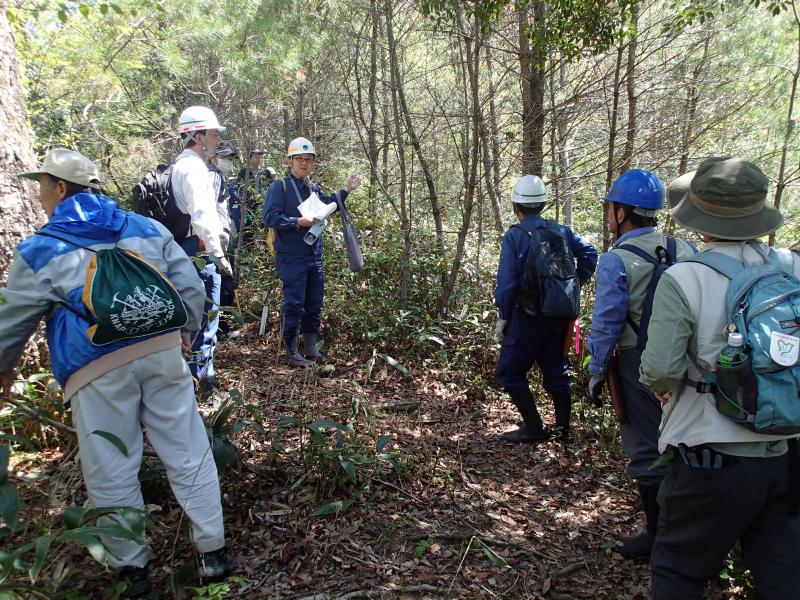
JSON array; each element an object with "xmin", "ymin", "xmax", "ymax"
[{"xmin": 171, "ymin": 106, "xmax": 232, "ymax": 392}]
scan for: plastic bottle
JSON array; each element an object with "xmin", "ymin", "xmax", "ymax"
[{"xmin": 718, "ymin": 332, "xmax": 745, "ymax": 367}]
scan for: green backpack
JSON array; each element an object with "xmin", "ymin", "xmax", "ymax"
[{"xmin": 38, "ymin": 227, "xmax": 187, "ymax": 346}]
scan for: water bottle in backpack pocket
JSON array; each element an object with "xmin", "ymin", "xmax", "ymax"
[{"xmin": 714, "ymin": 332, "xmax": 759, "ymax": 423}]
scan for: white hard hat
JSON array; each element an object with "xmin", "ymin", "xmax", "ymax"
[
  {"xmin": 178, "ymin": 106, "xmax": 226, "ymax": 134},
  {"xmin": 287, "ymin": 137, "xmax": 316, "ymax": 157},
  {"xmin": 511, "ymin": 174, "xmax": 547, "ymax": 205}
]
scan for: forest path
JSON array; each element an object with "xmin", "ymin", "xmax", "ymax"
[{"xmin": 203, "ymin": 324, "xmax": 653, "ymax": 599}]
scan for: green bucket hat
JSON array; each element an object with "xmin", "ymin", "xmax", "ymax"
[
  {"xmin": 666, "ymin": 170, "xmax": 695, "ymax": 210},
  {"xmin": 669, "ymin": 157, "xmax": 783, "ymax": 240}
]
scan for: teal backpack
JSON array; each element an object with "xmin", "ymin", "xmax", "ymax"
[{"xmin": 688, "ymin": 247, "xmax": 800, "ymax": 434}]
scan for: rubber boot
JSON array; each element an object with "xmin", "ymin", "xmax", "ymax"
[
  {"xmin": 614, "ymin": 482, "xmax": 660, "ymax": 559},
  {"xmin": 550, "ymin": 392, "xmax": 572, "ymax": 442},
  {"xmin": 501, "ymin": 388, "xmax": 548, "ymax": 443},
  {"xmin": 285, "ymin": 336, "xmax": 314, "ymax": 367},
  {"xmin": 303, "ymin": 332, "xmax": 330, "ymax": 364}
]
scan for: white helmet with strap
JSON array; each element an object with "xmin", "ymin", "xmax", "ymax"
[
  {"xmin": 179, "ymin": 106, "xmax": 225, "ymax": 136},
  {"xmin": 287, "ymin": 137, "xmax": 316, "ymax": 157},
  {"xmin": 512, "ymin": 174, "xmax": 547, "ymax": 205}
]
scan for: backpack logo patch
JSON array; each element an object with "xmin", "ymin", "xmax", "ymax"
[
  {"xmin": 770, "ymin": 331, "xmax": 799, "ymax": 367},
  {"xmin": 109, "ymin": 284, "xmax": 179, "ymax": 336}
]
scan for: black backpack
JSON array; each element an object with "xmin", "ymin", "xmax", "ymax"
[
  {"xmin": 515, "ymin": 220, "xmax": 580, "ymax": 321},
  {"xmin": 132, "ymin": 164, "xmax": 191, "ymax": 243},
  {"xmin": 617, "ymin": 237, "xmax": 677, "ymax": 351}
]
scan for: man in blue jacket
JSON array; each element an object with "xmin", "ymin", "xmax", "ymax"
[
  {"xmin": 264, "ymin": 137, "xmax": 360, "ymax": 366},
  {"xmin": 495, "ymin": 175, "xmax": 598, "ymax": 443},
  {"xmin": 0, "ymin": 149, "xmax": 234, "ymax": 596},
  {"xmin": 586, "ymin": 169, "xmax": 695, "ymax": 558}
]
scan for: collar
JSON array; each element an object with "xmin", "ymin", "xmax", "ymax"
[{"xmin": 613, "ymin": 226, "xmax": 656, "ymax": 248}]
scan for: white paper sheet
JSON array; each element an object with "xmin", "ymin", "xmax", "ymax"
[{"xmin": 297, "ymin": 192, "xmax": 338, "ymax": 220}]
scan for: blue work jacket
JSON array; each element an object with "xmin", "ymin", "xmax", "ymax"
[
  {"xmin": 494, "ymin": 215, "xmax": 598, "ymax": 321},
  {"xmin": 262, "ymin": 175, "xmax": 348, "ymax": 257}
]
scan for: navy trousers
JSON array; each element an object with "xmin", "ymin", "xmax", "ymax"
[
  {"xmin": 618, "ymin": 347, "xmax": 666, "ymax": 486},
  {"xmin": 495, "ymin": 308, "xmax": 570, "ymax": 395},
  {"xmin": 275, "ymin": 253, "xmax": 324, "ymax": 341}
]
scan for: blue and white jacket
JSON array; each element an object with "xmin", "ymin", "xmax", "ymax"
[{"xmin": 0, "ymin": 193, "xmax": 205, "ymax": 392}]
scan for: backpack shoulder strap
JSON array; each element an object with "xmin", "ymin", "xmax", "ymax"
[
  {"xmin": 666, "ymin": 236, "xmax": 677, "ymax": 263},
  {"xmin": 768, "ymin": 247, "xmax": 796, "ymax": 276},
  {"xmin": 686, "ymin": 251, "xmax": 745, "ymax": 280},
  {"xmin": 616, "ymin": 243, "xmax": 659, "ymax": 265}
]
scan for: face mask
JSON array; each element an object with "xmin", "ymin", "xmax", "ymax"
[{"xmin": 217, "ymin": 158, "xmax": 233, "ymax": 174}]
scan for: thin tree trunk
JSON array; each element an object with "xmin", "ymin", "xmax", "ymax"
[
  {"xmin": 619, "ymin": 3, "xmax": 638, "ymax": 174},
  {"xmin": 440, "ymin": 9, "xmax": 482, "ymax": 313},
  {"xmin": 603, "ymin": 44, "xmax": 625, "ymax": 251},
  {"xmin": 770, "ymin": 1, "xmax": 800, "ymax": 246},
  {"xmin": 518, "ymin": 7, "xmax": 535, "ymax": 174},
  {"xmin": 368, "ymin": 0, "xmax": 380, "ymax": 198},
  {"xmin": 678, "ymin": 36, "xmax": 710, "ymax": 174},
  {"xmin": 385, "ymin": 0, "xmax": 446, "ymax": 287},
  {"xmin": 558, "ymin": 63, "xmax": 572, "ymax": 228},
  {"xmin": 482, "ymin": 44, "xmax": 504, "ymax": 235}
]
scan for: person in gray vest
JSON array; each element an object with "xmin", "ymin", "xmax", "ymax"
[
  {"xmin": 640, "ymin": 158, "xmax": 800, "ymax": 599},
  {"xmin": 587, "ymin": 169, "xmax": 696, "ymax": 558}
]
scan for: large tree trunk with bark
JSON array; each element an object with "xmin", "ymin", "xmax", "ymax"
[{"xmin": 1, "ymin": 4, "xmax": 41, "ymax": 279}]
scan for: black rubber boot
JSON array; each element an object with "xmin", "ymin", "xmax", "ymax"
[
  {"xmin": 303, "ymin": 332, "xmax": 331, "ymax": 364},
  {"xmin": 501, "ymin": 388, "xmax": 548, "ymax": 443},
  {"xmin": 116, "ymin": 564, "xmax": 152, "ymax": 598},
  {"xmin": 285, "ymin": 336, "xmax": 314, "ymax": 367},
  {"xmin": 614, "ymin": 482, "xmax": 660, "ymax": 559},
  {"xmin": 550, "ymin": 392, "xmax": 572, "ymax": 442}
]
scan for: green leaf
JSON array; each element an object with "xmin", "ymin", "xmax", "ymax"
[
  {"xmin": 339, "ymin": 456, "xmax": 357, "ymax": 482},
  {"xmin": 471, "ymin": 537, "xmax": 507, "ymax": 567},
  {"xmin": 377, "ymin": 354, "xmax": 411, "ymax": 378},
  {"xmin": 376, "ymin": 435, "xmax": 392, "ymax": 452},
  {"xmin": 0, "ymin": 485, "xmax": 19, "ymax": 531},
  {"xmin": 211, "ymin": 436, "xmax": 239, "ymax": 473},
  {"xmin": 57, "ymin": 9, "xmax": 67, "ymax": 23},
  {"xmin": 308, "ymin": 418, "xmax": 350, "ymax": 432},
  {"xmin": 29, "ymin": 534, "xmax": 55, "ymax": 582},
  {"xmin": 0, "ymin": 446, "xmax": 9, "ymax": 485},
  {"xmin": 90, "ymin": 431, "xmax": 128, "ymax": 457},
  {"xmin": 79, "ymin": 4, "xmax": 89, "ymax": 17},
  {"xmin": 312, "ymin": 498, "xmax": 353, "ymax": 516},
  {"xmin": 60, "ymin": 531, "xmax": 107, "ymax": 564},
  {"xmin": 419, "ymin": 333, "xmax": 445, "ymax": 346},
  {"xmin": 277, "ymin": 415, "xmax": 302, "ymax": 428},
  {"xmin": 110, "ymin": 3, "xmax": 124, "ymax": 15},
  {"xmin": 99, "ymin": 3, "xmax": 109, "ymax": 15},
  {"xmin": 462, "ymin": 409, "xmax": 485, "ymax": 422}
]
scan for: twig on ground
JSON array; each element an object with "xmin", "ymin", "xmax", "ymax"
[
  {"xmin": 1, "ymin": 394, "xmax": 75, "ymax": 435},
  {"xmin": 371, "ymin": 477, "xmax": 423, "ymax": 503}
]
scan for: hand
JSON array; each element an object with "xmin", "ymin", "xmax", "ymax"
[
  {"xmin": 1, "ymin": 374, "xmax": 13, "ymax": 399},
  {"xmin": 346, "ymin": 175, "xmax": 361, "ymax": 192},
  {"xmin": 180, "ymin": 331, "xmax": 192, "ymax": 353},
  {"xmin": 217, "ymin": 256, "xmax": 233, "ymax": 277},
  {"xmin": 655, "ymin": 392, "xmax": 671, "ymax": 405},
  {"xmin": 588, "ymin": 374, "xmax": 605, "ymax": 407},
  {"xmin": 298, "ymin": 216, "xmax": 317, "ymax": 228},
  {"xmin": 494, "ymin": 319, "xmax": 508, "ymax": 343}
]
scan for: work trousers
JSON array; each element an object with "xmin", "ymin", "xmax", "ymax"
[
  {"xmin": 495, "ymin": 308, "xmax": 571, "ymax": 395},
  {"xmin": 71, "ymin": 346, "xmax": 225, "ymax": 568},
  {"xmin": 618, "ymin": 347, "xmax": 666, "ymax": 486},
  {"xmin": 651, "ymin": 448, "xmax": 800, "ymax": 599},
  {"xmin": 276, "ymin": 253, "xmax": 324, "ymax": 341}
]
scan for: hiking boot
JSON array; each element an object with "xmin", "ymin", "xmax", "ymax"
[
  {"xmin": 613, "ymin": 528, "xmax": 655, "ymax": 559},
  {"xmin": 197, "ymin": 546, "xmax": 237, "ymax": 579},
  {"xmin": 501, "ymin": 424, "xmax": 549, "ymax": 443},
  {"xmin": 502, "ymin": 388, "xmax": 547, "ymax": 443},
  {"xmin": 116, "ymin": 565, "xmax": 152, "ymax": 598},
  {"xmin": 285, "ymin": 336, "xmax": 314, "ymax": 367}
]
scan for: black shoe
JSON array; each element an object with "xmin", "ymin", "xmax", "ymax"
[
  {"xmin": 613, "ymin": 528, "xmax": 655, "ymax": 559},
  {"xmin": 501, "ymin": 425, "xmax": 549, "ymax": 443},
  {"xmin": 116, "ymin": 565, "xmax": 152, "ymax": 598},
  {"xmin": 197, "ymin": 546, "xmax": 236, "ymax": 579}
]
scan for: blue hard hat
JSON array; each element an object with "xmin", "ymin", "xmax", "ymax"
[{"xmin": 604, "ymin": 169, "xmax": 665, "ymax": 211}]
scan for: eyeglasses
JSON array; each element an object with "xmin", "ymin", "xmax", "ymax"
[{"xmin": 292, "ymin": 156, "xmax": 315, "ymax": 164}]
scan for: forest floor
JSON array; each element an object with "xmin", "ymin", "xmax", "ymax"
[{"xmin": 10, "ymin": 320, "xmax": 746, "ymax": 599}]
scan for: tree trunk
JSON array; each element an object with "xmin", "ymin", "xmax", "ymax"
[
  {"xmin": 518, "ymin": 2, "xmax": 547, "ymax": 175},
  {"xmin": 770, "ymin": 1, "xmax": 800, "ymax": 246},
  {"xmin": 619, "ymin": 3, "xmax": 639, "ymax": 174},
  {"xmin": 603, "ymin": 44, "xmax": 625, "ymax": 251},
  {"xmin": 440, "ymin": 9, "xmax": 482, "ymax": 313},
  {"xmin": 0, "ymin": 4, "xmax": 41, "ymax": 279},
  {"xmin": 482, "ymin": 44, "xmax": 504, "ymax": 235},
  {"xmin": 368, "ymin": 0, "xmax": 380, "ymax": 197}
]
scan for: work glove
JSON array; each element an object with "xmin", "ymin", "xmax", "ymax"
[
  {"xmin": 216, "ymin": 255, "xmax": 233, "ymax": 277},
  {"xmin": 220, "ymin": 231, "xmax": 230, "ymax": 253},
  {"xmin": 588, "ymin": 374, "xmax": 605, "ymax": 407},
  {"xmin": 494, "ymin": 319, "xmax": 508, "ymax": 343}
]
